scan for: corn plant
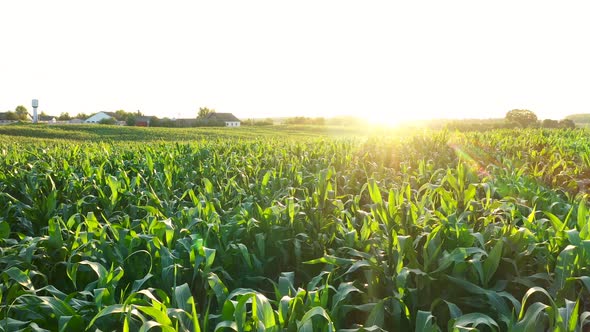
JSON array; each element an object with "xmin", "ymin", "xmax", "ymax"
[{"xmin": 2, "ymin": 127, "xmax": 590, "ymax": 330}]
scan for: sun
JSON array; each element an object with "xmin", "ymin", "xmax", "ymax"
[{"xmin": 367, "ymin": 112, "xmax": 410, "ymax": 128}]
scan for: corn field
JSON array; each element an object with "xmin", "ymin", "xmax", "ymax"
[{"xmin": 2, "ymin": 128, "xmax": 590, "ymax": 331}]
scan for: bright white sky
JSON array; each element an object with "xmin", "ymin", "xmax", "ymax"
[{"xmin": 1, "ymin": 1, "xmax": 589, "ymax": 124}]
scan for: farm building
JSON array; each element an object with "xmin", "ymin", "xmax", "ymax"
[
  {"xmin": 38, "ymin": 115, "xmax": 57, "ymax": 123},
  {"xmin": 173, "ymin": 118, "xmax": 198, "ymax": 127},
  {"xmin": 85, "ymin": 112, "xmax": 116, "ymax": 124},
  {"xmin": 134, "ymin": 116, "xmax": 152, "ymax": 127},
  {"xmin": 85, "ymin": 112, "xmax": 125, "ymax": 125},
  {"xmin": 206, "ymin": 113, "xmax": 241, "ymax": 127},
  {"xmin": 0, "ymin": 112, "xmax": 18, "ymax": 124}
]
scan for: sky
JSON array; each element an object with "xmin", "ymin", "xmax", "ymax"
[{"xmin": 1, "ymin": 1, "xmax": 589, "ymax": 124}]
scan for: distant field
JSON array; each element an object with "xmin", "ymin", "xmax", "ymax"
[
  {"xmin": 2, "ymin": 127, "xmax": 590, "ymax": 330},
  {"xmin": 0, "ymin": 123, "xmax": 380, "ymax": 142}
]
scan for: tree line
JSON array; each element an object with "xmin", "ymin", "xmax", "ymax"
[
  {"xmin": 445, "ymin": 109, "xmax": 575, "ymax": 131},
  {"xmin": 1, "ymin": 106, "xmax": 31, "ymax": 121}
]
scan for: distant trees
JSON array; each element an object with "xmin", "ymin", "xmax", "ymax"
[
  {"xmin": 242, "ymin": 118, "xmax": 274, "ymax": 126},
  {"xmin": 58, "ymin": 112, "xmax": 72, "ymax": 121},
  {"xmin": 1, "ymin": 111, "xmax": 20, "ymax": 121},
  {"xmin": 115, "ymin": 110, "xmax": 128, "ymax": 120},
  {"xmin": 443, "ymin": 114, "xmax": 576, "ymax": 132},
  {"xmin": 284, "ymin": 117, "xmax": 325, "ymax": 125},
  {"xmin": 197, "ymin": 107, "xmax": 215, "ymax": 119},
  {"xmin": 105, "ymin": 110, "xmax": 143, "ymax": 125},
  {"xmin": 505, "ymin": 109, "xmax": 538, "ymax": 127},
  {"xmin": 15, "ymin": 105, "xmax": 29, "ymax": 120},
  {"xmin": 541, "ymin": 119, "xmax": 559, "ymax": 128},
  {"xmin": 559, "ymin": 119, "xmax": 576, "ymax": 129},
  {"xmin": 150, "ymin": 117, "xmax": 175, "ymax": 127},
  {"xmin": 99, "ymin": 117, "xmax": 117, "ymax": 125},
  {"xmin": 541, "ymin": 119, "xmax": 575, "ymax": 129}
]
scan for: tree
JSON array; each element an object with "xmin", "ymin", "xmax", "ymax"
[
  {"xmin": 541, "ymin": 119, "xmax": 559, "ymax": 128},
  {"xmin": 112, "ymin": 109, "xmax": 137, "ymax": 125},
  {"xmin": 559, "ymin": 119, "xmax": 576, "ymax": 129},
  {"xmin": 505, "ymin": 109, "xmax": 538, "ymax": 127},
  {"xmin": 58, "ymin": 112, "xmax": 72, "ymax": 121},
  {"xmin": 115, "ymin": 110, "xmax": 128, "ymax": 120},
  {"xmin": 15, "ymin": 105, "xmax": 29, "ymax": 120},
  {"xmin": 2, "ymin": 111, "xmax": 19, "ymax": 121},
  {"xmin": 197, "ymin": 107, "xmax": 215, "ymax": 119},
  {"xmin": 99, "ymin": 117, "xmax": 116, "ymax": 125},
  {"xmin": 126, "ymin": 115, "xmax": 137, "ymax": 126}
]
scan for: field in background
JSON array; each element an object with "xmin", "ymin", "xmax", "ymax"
[
  {"xmin": 2, "ymin": 126, "xmax": 590, "ymax": 330},
  {"xmin": 0, "ymin": 123, "xmax": 383, "ymax": 142}
]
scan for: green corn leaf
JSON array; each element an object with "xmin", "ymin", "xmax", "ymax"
[
  {"xmin": 58, "ymin": 315, "xmax": 84, "ymax": 332},
  {"xmin": 0, "ymin": 318, "xmax": 30, "ymax": 331},
  {"xmin": 365, "ymin": 300, "xmax": 385, "ymax": 328},
  {"xmin": 451, "ymin": 313, "xmax": 499, "ymax": 331},
  {"xmin": 135, "ymin": 305, "xmax": 173, "ymax": 326},
  {"xmin": 132, "ymin": 273, "xmax": 154, "ymax": 293},
  {"xmin": 23, "ymin": 322, "xmax": 52, "ymax": 332},
  {"xmin": 565, "ymin": 299, "xmax": 579, "ymax": 332},
  {"xmin": 367, "ymin": 179, "xmax": 383, "ymax": 206},
  {"xmin": 174, "ymin": 283, "xmax": 193, "ymax": 313},
  {"xmin": 415, "ymin": 310, "xmax": 439, "ymax": 332},
  {"xmin": 519, "ymin": 287, "xmax": 557, "ymax": 321},
  {"xmin": 0, "ymin": 219, "xmax": 10, "ymax": 239},
  {"xmin": 138, "ymin": 321, "xmax": 177, "ymax": 332},
  {"xmin": 514, "ymin": 302, "xmax": 549, "ymax": 332},
  {"xmin": 208, "ymin": 273, "xmax": 229, "ymax": 306},
  {"xmin": 332, "ymin": 282, "xmax": 362, "ymax": 312},
  {"xmin": 553, "ymin": 245, "xmax": 577, "ymax": 295},
  {"xmin": 2, "ymin": 267, "xmax": 35, "ymax": 290},
  {"xmin": 214, "ymin": 321, "xmax": 238, "ymax": 332},
  {"xmin": 203, "ymin": 178, "xmax": 214, "ymax": 195},
  {"xmin": 304, "ymin": 255, "xmax": 356, "ymax": 266},
  {"xmin": 88, "ymin": 304, "xmax": 125, "ymax": 328},
  {"xmin": 47, "ymin": 217, "xmax": 63, "ymax": 249},
  {"xmin": 544, "ymin": 211, "xmax": 566, "ymax": 232},
  {"xmin": 483, "ymin": 239, "xmax": 503, "ymax": 286},
  {"xmin": 278, "ymin": 272, "xmax": 295, "ymax": 298},
  {"xmin": 298, "ymin": 306, "xmax": 335, "ymax": 332},
  {"xmin": 254, "ymin": 293, "xmax": 276, "ymax": 330},
  {"xmin": 578, "ymin": 197, "xmax": 588, "ymax": 231}
]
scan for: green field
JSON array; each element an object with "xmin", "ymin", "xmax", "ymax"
[
  {"xmin": 2, "ymin": 125, "xmax": 590, "ymax": 331},
  {"xmin": 0, "ymin": 124, "xmax": 379, "ymax": 142}
]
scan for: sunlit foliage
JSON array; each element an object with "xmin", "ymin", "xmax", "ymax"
[{"xmin": 1, "ymin": 128, "xmax": 590, "ymax": 331}]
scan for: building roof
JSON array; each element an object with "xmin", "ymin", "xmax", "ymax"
[
  {"xmin": 93, "ymin": 112, "xmax": 118, "ymax": 119},
  {"xmin": 135, "ymin": 116, "xmax": 152, "ymax": 122},
  {"xmin": 88, "ymin": 111, "xmax": 117, "ymax": 118},
  {"xmin": 39, "ymin": 115, "xmax": 56, "ymax": 121},
  {"xmin": 85, "ymin": 112, "xmax": 116, "ymax": 122},
  {"xmin": 206, "ymin": 112, "xmax": 240, "ymax": 122}
]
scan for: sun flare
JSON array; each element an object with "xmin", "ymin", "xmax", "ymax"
[{"xmin": 367, "ymin": 112, "xmax": 413, "ymax": 128}]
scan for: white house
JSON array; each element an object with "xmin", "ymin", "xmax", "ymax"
[
  {"xmin": 206, "ymin": 113, "xmax": 241, "ymax": 127},
  {"xmin": 85, "ymin": 112, "xmax": 116, "ymax": 124}
]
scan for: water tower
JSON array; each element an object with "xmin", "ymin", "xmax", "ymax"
[{"xmin": 32, "ymin": 99, "xmax": 39, "ymax": 123}]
